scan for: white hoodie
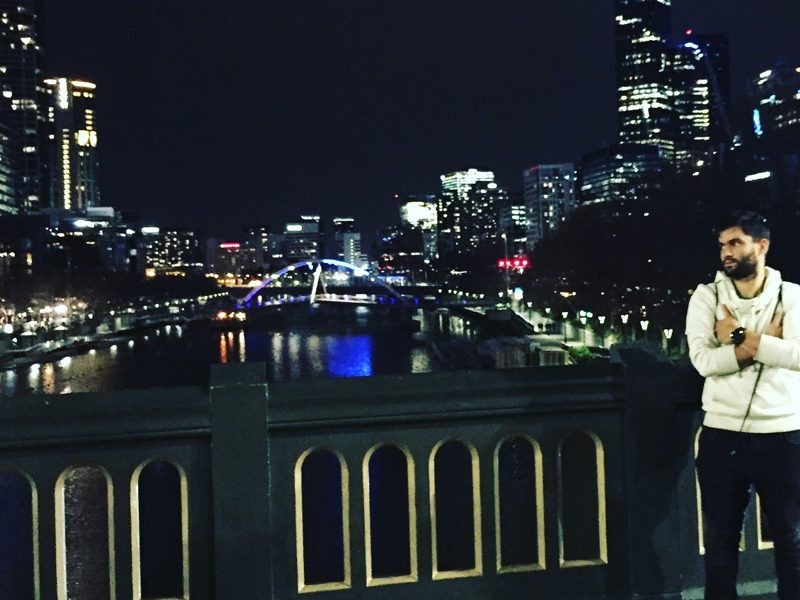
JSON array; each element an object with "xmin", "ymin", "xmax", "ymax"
[{"xmin": 686, "ymin": 267, "xmax": 800, "ymax": 432}]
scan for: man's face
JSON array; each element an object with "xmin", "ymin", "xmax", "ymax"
[{"xmin": 718, "ymin": 226, "xmax": 768, "ymax": 280}]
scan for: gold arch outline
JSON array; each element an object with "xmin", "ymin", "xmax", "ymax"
[
  {"xmin": 363, "ymin": 443, "xmax": 418, "ymax": 587},
  {"xmin": 294, "ymin": 447, "xmax": 351, "ymax": 593},
  {"xmin": 493, "ymin": 435, "xmax": 545, "ymax": 573},
  {"xmin": 55, "ymin": 464, "xmax": 116, "ymax": 600},
  {"xmin": 428, "ymin": 439, "xmax": 483, "ymax": 580},
  {"xmin": 130, "ymin": 458, "xmax": 190, "ymax": 599},
  {"xmin": 557, "ymin": 430, "xmax": 608, "ymax": 568},
  {"xmin": 0, "ymin": 468, "xmax": 40, "ymax": 599}
]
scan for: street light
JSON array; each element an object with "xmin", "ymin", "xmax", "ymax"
[
  {"xmin": 597, "ymin": 315, "xmax": 607, "ymax": 347},
  {"xmin": 620, "ymin": 313, "xmax": 630, "ymax": 342},
  {"xmin": 500, "ymin": 233, "xmax": 510, "ymax": 303},
  {"xmin": 663, "ymin": 328, "xmax": 673, "ymax": 352},
  {"xmin": 561, "ymin": 310, "xmax": 569, "ymax": 343}
]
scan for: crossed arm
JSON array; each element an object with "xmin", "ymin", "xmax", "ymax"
[{"xmin": 685, "ymin": 285, "xmax": 790, "ymax": 377}]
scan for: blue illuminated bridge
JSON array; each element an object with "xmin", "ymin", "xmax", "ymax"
[{"xmin": 237, "ymin": 259, "xmax": 408, "ymax": 309}]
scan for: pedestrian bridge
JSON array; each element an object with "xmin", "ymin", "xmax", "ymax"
[
  {"xmin": 0, "ymin": 348, "xmax": 778, "ymax": 599},
  {"xmin": 238, "ymin": 259, "xmax": 407, "ymax": 309}
]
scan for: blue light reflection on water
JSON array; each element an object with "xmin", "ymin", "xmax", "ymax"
[
  {"xmin": 0, "ymin": 320, "xmax": 437, "ymax": 398},
  {"xmin": 326, "ymin": 336, "xmax": 372, "ymax": 378}
]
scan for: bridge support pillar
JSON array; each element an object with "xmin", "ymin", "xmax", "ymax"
[{"xmin": 210, "ymin": 362, "xmax": 272, "ymax": 599}]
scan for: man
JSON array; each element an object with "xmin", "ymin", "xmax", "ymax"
[{"xmin": 686, "ymin": 210, "xmax": 800, "ymax": 599}]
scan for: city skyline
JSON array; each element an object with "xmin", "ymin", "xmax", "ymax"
[{"xmin": 42, "ymin": 1, "xmax": 800, "ymax": 236}]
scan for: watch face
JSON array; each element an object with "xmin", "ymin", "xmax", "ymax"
[{"xmin": 731, "ymin": 327, "xmax": 746, "ymax": 346}]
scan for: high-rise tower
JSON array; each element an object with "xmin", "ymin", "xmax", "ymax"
[
  {"xmin": 523, "ymin": 164, "xmax": 575, "ymax": 250},
  {"xmin": 615, "ymin": 0, "xmax": 675, "ymax": 160},
  {"xmin": 43, "ymin": 77, "xmax": 101, "ymax": 211},
  {"xmin": 438, "ymin": 168, "xmax": 503, "ymax": 256},
  {"xmin": 0, "ymin": 0, "xmax": 44, "ymax": 211}
]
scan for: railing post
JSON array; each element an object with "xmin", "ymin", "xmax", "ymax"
[
  {"xmin": 615, "ymin": 345, "xmax": 700, "ymax": 599},
  {"xmin": 209, "ymin": 362, "xmax": 271, "ymax": 599}
]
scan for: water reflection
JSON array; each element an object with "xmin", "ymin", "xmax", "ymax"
[
  {"xmin": 27, "ymin": 364, "xmax": 39, "ymax": 388},
  {"xmin": 238, "ymin": 330, "xmax": 246, "ymax": 363},
  {"xmin": 271, "ymin": 333, "xmax": 284, "ymax": 380},
  {"xmin": 288, "ymin": 334, "xmax": 301, "ymax": 380},
  {"xmin": 41, "ymin": 364, "xmax": 56, "ymax": 394},
  {"xmin": 1, "ymin": 317, "xmax": 444, "ymax": 398},
  {"xmin": 218, "ymin": 333, "xmax": 228, "ymax": 364},
  {"xmin": 326, "ymin": 336, "xmax": 372, "ymax": 377}
]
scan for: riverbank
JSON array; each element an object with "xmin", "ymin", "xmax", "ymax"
[{"xmin": 0, "ymin": 315, "xmax": 198, "ymax": 370}]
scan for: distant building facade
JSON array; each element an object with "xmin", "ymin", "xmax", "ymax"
[
  {"xmin": 0, "ymin": 0, "xmax": 45, "ymax": 211},
  {"xmin": 283, "ymin": 215, "xmax": 322, "ymax": 262},
  {"xmin": 579, "ymin": 144, "xmax": 663, "ymax": 205},
  {"xmin": 42, "ymin": 77, "xmax": 101, "ymax": 211},
  {"xmin": 523, "ymin": 164, "xmax": 575, "ymax": 251},
  {"xmin": 139, "ymin": 226, "xmax": 202, "ymax": 277},
  {"xmin": 750, "ymin": 63, "xmax": 800, "ymax": 139},
  {"xmin": 438, "ymin": 169, "xmax": 504, "ymax": 256},
  {"xmin": 399, "ymin": 194, "xmax": 437, "ymax": 261},
  {"xmin": 615, "ymin": 0, "xmax": 675, "ymax": 160}
]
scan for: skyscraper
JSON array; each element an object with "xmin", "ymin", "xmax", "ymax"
[
  {"xmin": 750, "ymin": 64, "xmax": 800, "ymax": 138},
  {"xmin": 683, "ymin": 32, "xmax": 731, "ymax": 149},
  {"xmin": 0, "ymin": 0, "xmax": 44, "ymax": 211},
  {"xmin": 399, "ymin": 194, "xmax": 437, "ymax": 260},
  {"xmin": 332, "ymin": 216, "xmax": 356, "ymax": 261},
  {"xmin": 0, "ymin": 124, "xmax": 14, "ymax": 214},
  {"xmin": 283, "ymin": 215, "xmax": 322, "ymax": 262},
  {"xmin": 522, "ymin": 164, "xmax": 575, "ymax": 251},
  {"xmin": 438, "ymin": 168, "xmax": 503, "ymax": 256},
  {"xmin": 578, "ymin": 144, "xmax": 662, "ymax": 205},
  {"xmin": 671, "ymin": 44, "xmax": 711, "ymax": 172},
  {"xmin": 615, "ymin": 0, "xmax": 675, "ymax": 160},
  {"xmin": 673, "ymin": 32, "xmax": 731, "ymax": 171},
  {"xmin": 43, "ymin": 77, "xmax": 101, "ymax": 211}
]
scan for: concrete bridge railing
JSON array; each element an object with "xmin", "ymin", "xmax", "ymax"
[{"xmin": 0, "ymin": 347, "xmax": 777, "ymax": 599}]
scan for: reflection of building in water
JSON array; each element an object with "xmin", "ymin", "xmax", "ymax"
[
  {"xmin": 237, "ymin": 330, "xmax": 246, "ymax": 363},
  {"xmin": 218, "ymin": 333, "xmax": 228, "ymax": 364},
  {"xmin": 41, "ymin": 363, "xmax": 56, "ymax": 394},
  {"xmin": 288, "ymin": 333, "xmax": 301, "ymax": 380}
]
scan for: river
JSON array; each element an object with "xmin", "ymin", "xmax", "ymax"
[{"xmin": 0, "ymin": 306, "xmax": 483, "ymax": 399}]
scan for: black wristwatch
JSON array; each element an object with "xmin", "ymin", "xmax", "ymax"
[{"xmin": 730, "ymin": 326, "xmax": 747, "ymax": 346}]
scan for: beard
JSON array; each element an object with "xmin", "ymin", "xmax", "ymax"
[{"xmin": 722, "ymin": 253, "xmax": 758, "ymax": 280}]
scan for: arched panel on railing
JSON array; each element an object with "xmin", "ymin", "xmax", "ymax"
[
  {"xmin": 55, "ymin": 465, "xmax": 115, "ymax": 600},
  {"xmin": 756, "ymin": 493, "xmax": 774, "ymax": 550},
  {"xmin": 429, "ymin": 440, "xmax": 482, "ymax": 580},
  {"xmin": 557, "ymin": 431, "xmax": 607, "ymax": 567},
  {"xmin": 0, "ymin": 469, "xmax": 39, "ymax": 599},
  {"xmin": 363, "ymin": 444, "xmax": 417, "ymax": 586},
  {"xmin": 494, "ymin": 436, "xmax": 545, "ymax": 573},
  {"xmin": 294, "ymin": 448, "xmax": 351, "ymax": 593},
  {"xmin": 694, "ymin": 426, "xmax": 704, "ymax": 554},
  {"xmin": 131, "ymin": 460, "xmax": 189, "ymax": 600}
]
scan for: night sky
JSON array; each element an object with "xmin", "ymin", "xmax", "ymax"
[{"xmin": 41, "ymin": 2, "xmax": 800, "ymax": 238}]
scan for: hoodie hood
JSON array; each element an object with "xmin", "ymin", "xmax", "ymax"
[{"xmin": 713, "ymin": 266, "xmax": 782, "ymax": 316}]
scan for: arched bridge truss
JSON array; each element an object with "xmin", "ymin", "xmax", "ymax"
[{"xmin": 238, "ymin": 259, "xmax": 406, "ymax": 309}]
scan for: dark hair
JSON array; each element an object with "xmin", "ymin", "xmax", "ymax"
[{"xmin": 716, "ymin": 210, "xmax": 770, "ymax": 241}]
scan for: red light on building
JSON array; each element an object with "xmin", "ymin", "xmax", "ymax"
[
  {"xmin": 685, "ymin": 28, "xmax": 693, "ymax": 36},
  {"xmin": 219, "ymin": 242, "xmax": 241, "ymax": 250},
  {"xmin": 498, "ymin": 256, "xmax": 529, "ymax": 270}
]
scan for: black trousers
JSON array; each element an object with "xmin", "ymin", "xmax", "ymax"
[{"xmin": 696, "ymin": 426, "xmax": 800, "ymax": 599}]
